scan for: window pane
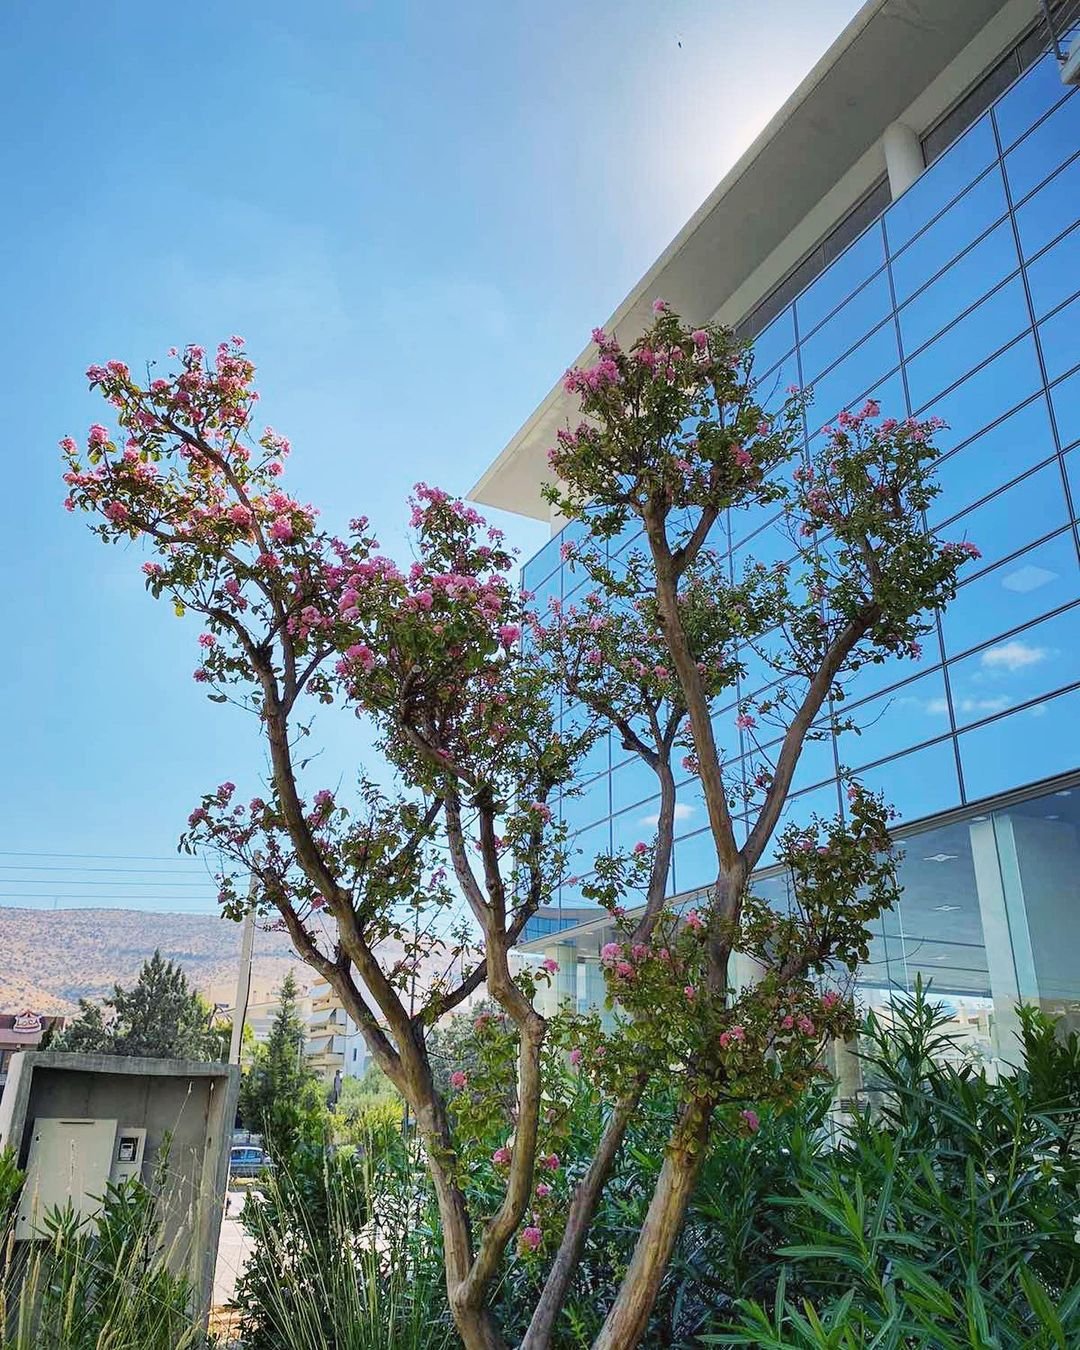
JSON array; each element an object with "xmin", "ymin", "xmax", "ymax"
[
  {"xmin": 898, "ymin": 219, "xmax": 1019, "ymax": 355},
  {"xmin": 757, "ymin": 727, "xmax": 836, "ymax": 795},
  {"xmin": 929, "ymin": 397, "xmax": 1056, "ymax": 524},
  {"xmin": 796, "ymin": 225, "xmax": 886, "ymax": 336},
  {"xmin": 890, "ymin": 167, "xmax": 1009, "ymax": 303},
  {"xmin": 855, "ymin": 739, "xmax": 961, "ymax": 823},
  {"xmin": 1026, "ymin": 224, "xmax": 1080, "ymax": 321},
  {"xmin": 1052, "ymin": 369, "xmax": 1080, "ymax": 451},
  {"xmin": 1014, "ymin": 153, "xmax": 1080, "ymax": 259},
  {"xmin": 610, "ymin": 751, "xmax": 659, "ymax": 814},
  {"xmin": 674, "ymin": 828, "xmax": 718, "ymax": 894},
  {"xmin": 936, "ymin": 460, "xmax": 1068, "ymax": 572},
  {"xmin": 928, "ymin": 336, "xmax": 1042, "ymax": 452},
  {"xmin": 800, "ymin": 271, "xmax": 892, "ymax": 383},
  {"xmin": 751, "ymin": 306, "xmax": 796, "ymax": 377},
  {"xmin": 810, "ymin": 321, "xmax": 899, "ymax": 429},
  {"xmin": 1004, "ymin": 92, "xmax": 1080, "ymax": 203},
  {"xmin": 940, "ymin": 533, "xmax": 1080, "ymax": 658},
  {"xmin": 993, "ymin": 53, "xmax": 1072, "ymax": 152},
  {"xmin": 757, "ymin": 781, "xmax": 842, "ymax": 866},
  {"xmin": 838, "ymin": 636, "xmax": 942, "ymax": 707},
  {"xmin": 906, "ymin": 276, "xmax": 1030, "ymax": 411},
  {"xmin": 1068, "ymin": 448, "xmax": 1080, "ymax": 513},
  {"xmin": 948, "ymin": 603, "xmax": 1080, "ymax": 727},
  {"xmin": 757, "ymin": 352, "xmax": 801, "ymax": 418},
  {"xmin": 559, "ymin": 772, "xmax": 611, "ymax": 834},
  {"xmin": 1038, "ymin": 291, "xmax": 1080, "ymax": 384},
  {"xmin": 731, "ymin": 518, "xmax": 797, "ymax": 573},
  {"xmin": 522, "ymin": 534, "xmax": 563, "ymax": 594},
  {"xmin": 885, "ymin": 117, "xmax": 997, "ymax": 253},
  {"xmin": 959, "ymin": 683, "xmax": 1080, "ymax": 800},
  {"xmin": 808, "ymin": 370, "xmax": 907, "ymax": 449},
  {"xmin": 836, "ymin": 668, "xmax": 951, "ymax": 771},
  {"xmin": 569, "ymin": 818, "xmax": 611, "ymax": 869},
  {"xmin": 611, "ymin": 798, "xmax": 661, "ymax": 854}
]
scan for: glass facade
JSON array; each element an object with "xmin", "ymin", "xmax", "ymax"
[{"xmin": 520, "ymin": 53, "xmax": 1080, "ymax": 1052}]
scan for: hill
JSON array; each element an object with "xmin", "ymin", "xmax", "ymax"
[{"xmin": 0, "ymin": 907, "xmax": 305, "ymax": 1014}]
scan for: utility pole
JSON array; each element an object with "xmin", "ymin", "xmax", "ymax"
[{"xmin": 228, "ymin": 872, "xmax": 259, "ymax": 1066}]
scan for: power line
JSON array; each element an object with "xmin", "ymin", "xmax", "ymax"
[
  {"xmin": 0, "ymin": 864, "xmax": 212, "ymax": 876},
  {"xmin": 0, "ymin": 878, "xmax": 219, "ymax": 889},
  {"xmin": 0, "ymin": 849, "xmax": 217, "ymax": 863}
]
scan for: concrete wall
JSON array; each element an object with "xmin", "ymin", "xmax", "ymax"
[{"xmin": 0, "ymin": 1052, "xmax": 239, "ymax": 1323}]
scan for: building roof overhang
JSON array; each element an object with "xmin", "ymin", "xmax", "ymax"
[{"xmin": 470, "ymin": 0, "xmax": 1021, "ymax": 522}]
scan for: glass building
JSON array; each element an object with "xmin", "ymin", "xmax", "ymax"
[{"xmin": 471, "ymin": 3, "xmax": 1080, "ymax": 1068}]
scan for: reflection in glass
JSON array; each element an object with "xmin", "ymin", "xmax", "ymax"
[
  {"xmin": 751, "ymin": 306, "xmax": 796, "ymax": 377},
  {"xmin": 959, "ymin": 684, "xmax": 1080, "ymax": 800},
  {"xmin": 1015, "ymin": 153, "xmax": 1080, "ymax": 259},
  {"xmin": 1025, "ymin": 223, "xmax": 1080, "ymax": 320},
  {"xmin": 940, "ymin": 532, "xmax": 1080, "ymax": 657},
  {"xmin": 1038, "ymin": 293, "xmax": 1080, "ymax": 385},
  {"xmin": 993, "ymin": 53, "xmax": 1071, "ymax": 152},
  {"xmin": 898, "ymin": 219, "xmax": 1019, "ymax": 356},
  {"xmin": 937, "ymin": 460, "xmax": 1068, "ymax": 571},
  {"xmin": 885, "ymin": 116, "xmax": 996, "ymax": 253},
  {"xmin": 1052, "ymin": 371, "xmax": 1080, "ymax": 451},
  {"xmin": 890, "ymin": 167, "xmax": 1008, "ymax": 303},
  {"xmin": 928, "ymin": 397, "xmax": 1055, "ymax": 524},
  {"xmin": 757, "ymin": 781, "xmax": 842, "ymax": 866},
  {"xmin": 610, "ymin": 752, "xmax": 659, "ymax": 815},
  {"xmin": 947, "ymin": 602, "xmax": 1080, "ymax": 727},
  {"xmin": 855, "ymin": 738, "xmax": 960, "ymax": 823},
  {"xmin": 797, "ymin": 224, "xmax": 886, "ymax": 335},
  {"xmin": 928, "ymin": 336, "xmax": 1042, "ymax": 452},
  {"xmin": 906, "ymin": 276, "xmax": 1029, "ymax": 411},
  {"xmin": 800, "ymin": 271, "xmax": 891, "ymax": 383},
  {"xmin": 1003, "ymin": 91, "xmax": 1080, "ymax": 203},
  {"xmin": 837, "ymin": 668, "xmax": 951, "ymax": 770},
  {"xmin": 810, "ymin": 322, "xmax": 899, "ymax": 429}
]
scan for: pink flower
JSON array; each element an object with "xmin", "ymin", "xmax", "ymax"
[
  {"xmin": 541, "ymin": 1153, "xmax": 560, "ymax": 1171},
  {"xmin": 685, "ymin": 910, "xmax": 703, "ymax": 930},
  {"xmin": 797, "ymin": 1015, "xmax": 816, "ymax": 1035},
  {"xmin": 520, "ymin": 1225, "xmax": 542, "ymax": 1252},
  {"xmin": 740, "ymin": 1109, "xmax": 760, "ymax": 1134},
  {"xmin": 88, "ymin": 424, "xmax": 109, "ymax": 446},
  {"xmin": 690, "ymin": 329, "xmax": 708, "ymax": 349},
  {"xmin": 733, "ymin": 446, "xmax": 753, "ymax": 469},
  {"xmin": 615, "ymin": 961, "xmax": 635, "ymax": 979},
  {"xmin": 269, "ymin": 515, "xmax": 293, "ymax": 543},
  {"xmin": 103, "ymin": 500, "xmax": 129, "ymax": 525},
  {"xmin": 492, "ymin": 1146, "xmax": 512, "ymax": 1166},
  {"xmin": 821, "ymin": 991, "xmax": 840, "ymax": 1010},
  {"xmin": 450, "ymin": 1070, "xmax": 468, "ymax": 1090},
  {"xmin": 569, "ymin": 1048, "xmax": 582, "ymax": 1067},
  {"xmin": 541, "ymin": 958, "xmax": 559, "ymax": 974},
  {"xmin": 198, "ymin": 632, "xmax": 216, "ymax": 649},
  {"xmin": 535, "ymin": 1182, "xmax": 552, "ymax": 1199},
  {"xmin": 735, "ymin": 713, "xmax": 756, "ymax": 731},
  {"xmin": 498, "ymin": 624, "xmax": 522, "ymax": 646},
  {"xmin": 652, "ymin": 298, "xmax": 669, "ymax": 314},
  {"xmin": 142, "ymin": 562, "xmax": 162, "ymax": 577},
  {"xmin": 343, "ymin": 643, "xmax": 376, "ymax": 673},
  {"xmin": 684, "ymin": 985, "xmax": 696, "ymax": 1001},
  {"xmin": 600, "ymin": 942, "xmax": 621, "ymax": 964},
  {"xmin": 632, "ymin": 842, "xmax": 648, "ymax": 855}
]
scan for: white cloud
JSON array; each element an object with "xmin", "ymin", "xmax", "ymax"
[
  {"xmin": 924, "ymin": 697, "xmax": 949, "ymax": 715},
  {"xmin": 639, "ymin": 802, "xmax": 696, "ymax": 827},
  {"xmin": 954, "ymin": 696, "xmax": 1010, "ymax": 715},
  {"xmin": 980, "ymin": 641, "xmax": 1049, "ymax": 672}
]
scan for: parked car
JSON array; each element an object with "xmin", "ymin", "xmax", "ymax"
[{"xmin": 228, "ymin": 1144, "xmax": 273, "ymax": 1179}]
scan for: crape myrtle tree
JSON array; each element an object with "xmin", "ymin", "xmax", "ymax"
[
  {"xmin": 59, "ymin": 313, "xmax": 977, "ymax": 1349},
  {"xmin": 529, "ymin": 303, "xmax": 980, "ymax": 1346}
]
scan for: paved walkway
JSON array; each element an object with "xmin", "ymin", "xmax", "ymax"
[{"xmin": 213, "ymin": 1190, "xmax": 254, "ymax": 1309}]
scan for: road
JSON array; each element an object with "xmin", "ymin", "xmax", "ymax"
[{"xmin": 213, "ymin": 1190, "xmax": 255, "ymax": 1309}]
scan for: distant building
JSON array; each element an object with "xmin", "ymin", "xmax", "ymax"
[
  {"xmin": 0, "ymin": 1012, "xmax": 65, "ymax": 1091},
  {"xmin": 207, "ymin": 974, "xmax": 311, "ymax": 1063},
  {"xmin": 304, "ymin": 976, "xmax": 371, "ymax": 1085}
]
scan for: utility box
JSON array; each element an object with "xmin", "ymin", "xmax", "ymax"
[{"xmin": 0, "ymin": 1052, "xmax": 239, "ymax": 1323}]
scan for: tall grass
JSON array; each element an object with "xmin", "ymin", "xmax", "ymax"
[
  {"xmin": 0, "ymin": 1154, "xmax": 207, "ymax": 1350},
  {"xmin": 231, "ymin": 1121, "xmax": 455, "ymax": 1350}
]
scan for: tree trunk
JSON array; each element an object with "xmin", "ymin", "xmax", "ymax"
[{"xmin": 590, "ymin": 1102, "xmax": 712, "ymax": 1350}]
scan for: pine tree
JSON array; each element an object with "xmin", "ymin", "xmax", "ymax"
[
  {"xmin": 237, "ymin": 971, "xmax": 325, "ymax": 1158},
  {"xmin": 53, "ymin": 950, "xmax": 222, "ymax": 1060}
]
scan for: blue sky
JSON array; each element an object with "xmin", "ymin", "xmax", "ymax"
[{"xmin": 0, "ymin": 0, "xmax": 860, "ymax": 912}]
